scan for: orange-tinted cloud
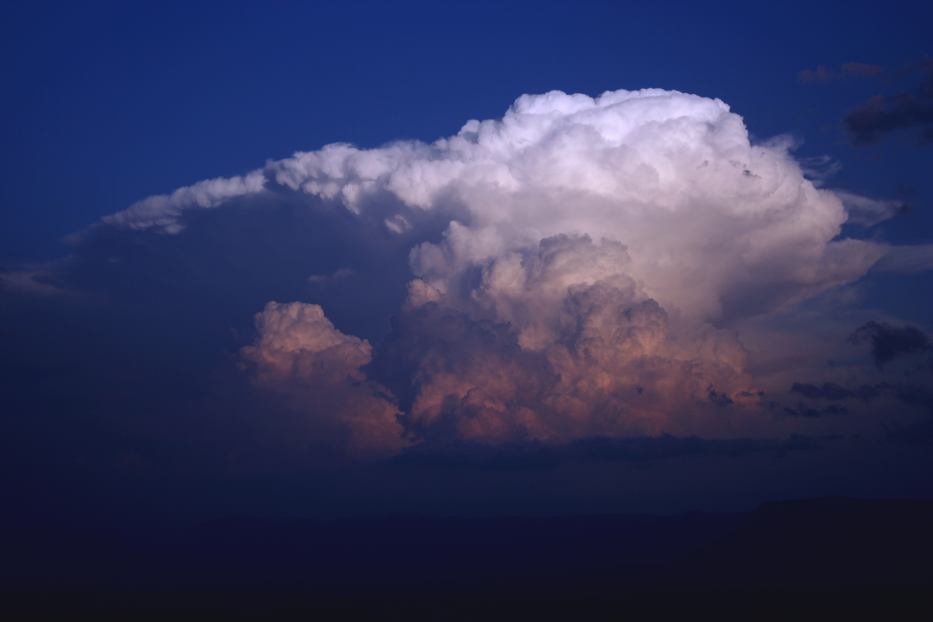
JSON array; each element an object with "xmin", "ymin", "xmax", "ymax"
[{"xmin": 242, "ymin": 301, "xmax": 408, "ymax": 456}]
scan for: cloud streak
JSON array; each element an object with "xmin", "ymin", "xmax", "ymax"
[{"xmin": 798, "ymin": 62, "xmax": 884, "ymax": 83}]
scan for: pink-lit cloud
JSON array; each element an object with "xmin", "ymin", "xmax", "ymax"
[{"xmin": 242, "ymin": 301, "xmax": 408, "ymax": 456}]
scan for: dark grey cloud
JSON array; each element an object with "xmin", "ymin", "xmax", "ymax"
[
  {"xmin": 843, "ymin": 64, "xmax": 933, "ymax": 146},
  {"xmin": 849, "ymin": 321, "xmax": 932, "ymax": 368},
  {"xmin": 790, "ymin": 382, "xmax": 880, "ymax": 401},
  {"xmin": 784, "ymin": 378, "xmax": 933, "ymax": 442},
  {"xmin": 781, "ymin": 403, "xmax": 848, "ymax": 418},
  {"xmin": 798, "ymin": 62, "xmax": 884, "ymax": 83},
  {"xmin": 791, "ymin": 382, "xmax": 855, "ymax": 401},
  {"xmin": 881, "ymin": 382, "xmax": 933, "ymax": 412},
  {"xmin": 788, "ymin": 380, "xmax": 933, "ymax": 411},
  {"xmin": 922, "ymin": 126, "xmax": 933, "ymax": 144}
]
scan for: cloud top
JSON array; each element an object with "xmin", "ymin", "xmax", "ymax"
[{"xmin": 108, "ymin": 88, "xmax": 889, "ymax": 319}]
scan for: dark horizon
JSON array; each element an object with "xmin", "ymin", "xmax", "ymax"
[{"xmin": 7, "ymin": 497, "xmax": 933, "ymax": 618}]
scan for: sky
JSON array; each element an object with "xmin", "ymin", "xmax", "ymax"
[{"xmin": 2, "ymin": 0, "xmax": 933, "ymax": 528}]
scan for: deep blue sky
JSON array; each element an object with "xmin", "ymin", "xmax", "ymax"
[{"xmin": 2, "ymin": 0, "xmax": 931, "ymax": 262}]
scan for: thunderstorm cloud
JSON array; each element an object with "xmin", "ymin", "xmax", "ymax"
[{"xmin": 13, "ymin": 88, "xmax": 933, "ymax": 456}]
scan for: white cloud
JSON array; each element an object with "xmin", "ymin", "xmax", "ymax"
[
  {"xmin": 105, "ymin": 88, "xmax": 895, "ymax": 321},
  {"xmin": 104, "ymin": 171, "xmax": 266, "ymax": 233}
]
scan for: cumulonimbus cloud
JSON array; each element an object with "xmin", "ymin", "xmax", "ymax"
[{"xmin": 97, "ymin": 88, "xmax": 932, "ymax": 454}]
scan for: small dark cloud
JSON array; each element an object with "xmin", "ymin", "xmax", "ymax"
[
  {"xmin": 782, "ymin": 403, "xmax": 848, "ymax": 418},
  {"xmin": 791, "ymin": 382, "xmax": 855, "ymax": 401},
  {"xmin": 843, "ymin": 64, "xmax": 933, "ymax": 146},
  {"xmin": 790, "ymin": 382, "xmax": 881, "ymax": 402},
  {"xmin": 881, "ymin": 382, "xmax": 933, "ymax": 412},
  {"xmin": 921, "ymin": 126, "xmax": 933, "ymax": 144},
  {"xmin": 707, "ymin": 385, "xmax": 734, "ymax": 406},
  {"xmin": 798, "ymin": 62, "xmax": 884, "ymax": 83},
  {"xmin": 849, "ymin": 321, "xmax": 932, "ymax": 368},
  {"xmin": 841, "ymin": 62, "xmax": 885, "ymax": 78},
  {"xmin": 798, "ymin": 65, "xmax": 832, "ymax": 83},
  {"xmin": 783, "ymin": 380, "xmax": 933, "ymax": 441}
]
